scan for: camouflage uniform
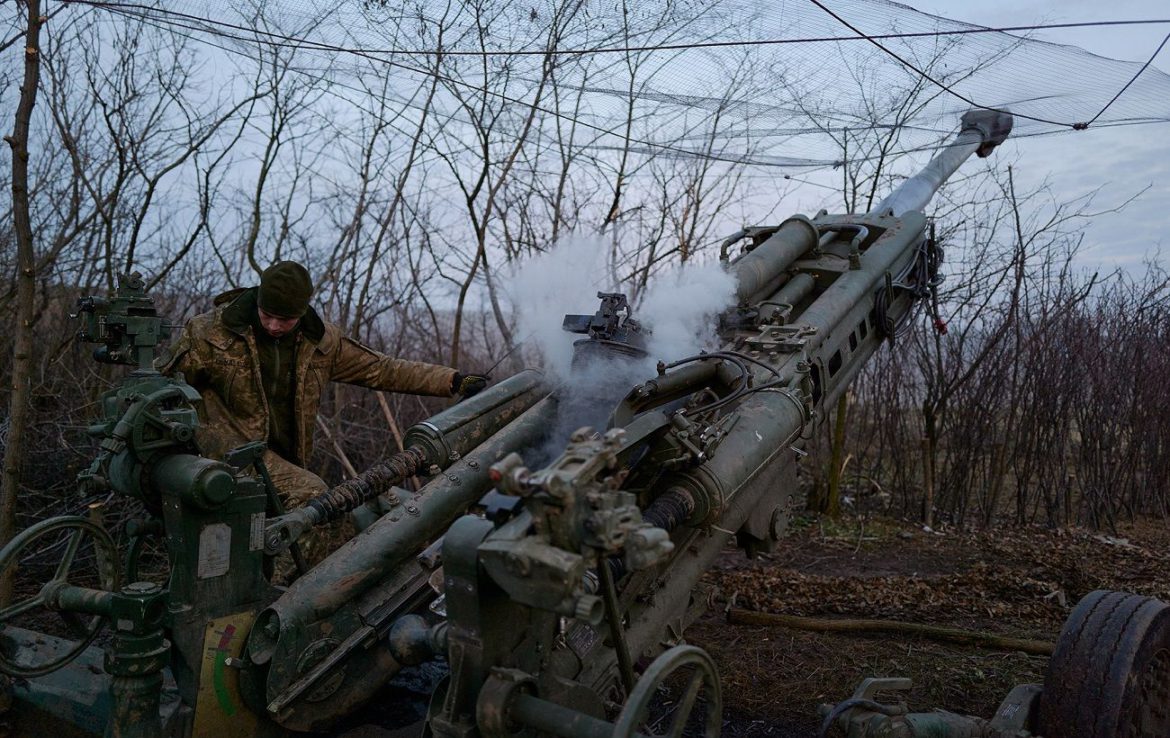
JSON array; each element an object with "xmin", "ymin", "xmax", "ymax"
[{"xmin": 160, "ymin": 286, "xmax": 456, "ymax": 574}]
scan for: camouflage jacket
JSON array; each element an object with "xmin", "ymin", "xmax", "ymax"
[{"xmin": 160, "ymin": 287, "xmax": 456, "ymax": 465}]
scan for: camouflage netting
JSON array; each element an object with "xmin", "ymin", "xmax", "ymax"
[
  {"xmin": 77, "ymin": 0, "xmax": 1170, "ymax": 171},
  {"xmin": 3, "ymin": 0, "xmax": 1169, "ymax": 528}
]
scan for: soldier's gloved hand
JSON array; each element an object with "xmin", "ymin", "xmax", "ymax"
[{"xmin": 452, "ymin": 372, "xmax": 490, "ymax": 398}]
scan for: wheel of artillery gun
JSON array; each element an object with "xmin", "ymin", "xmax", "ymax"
[
  {"xmin": 613, "ymin": 645, "xmax": 722, "ymax": 738},
  {"xmin": 1037, "ymin": 589, "xmax": 1170, "ymax": 738},
  {"xmin": 0, "ymin": 516, "xmax": 119, "ymax": 677}
]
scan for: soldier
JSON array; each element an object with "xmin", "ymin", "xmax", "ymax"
[{"xmin": 160, "ymin": 261, "xmax": 488, "ymax": 575}]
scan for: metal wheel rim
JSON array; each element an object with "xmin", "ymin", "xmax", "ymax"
[
  {"xmin": 613, "ymin": 644, "xmax": 722, "ymax": 738},
  {"xmin": 0, "ymin": 515, "xmax": 118, "ymax": 677}
]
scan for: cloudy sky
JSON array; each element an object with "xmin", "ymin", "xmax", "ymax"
[
  {"xmin": 24, "ymin": 0, "xmax": 1163, "ymax": 279},
  {"xmin": 906, "ymin": 0, "xmax": 1170, "ymax": 272}
]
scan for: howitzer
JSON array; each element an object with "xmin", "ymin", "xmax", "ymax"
[{"xmin": 0, "ymin": 110, "xmax": 1165, "ymax": 738}]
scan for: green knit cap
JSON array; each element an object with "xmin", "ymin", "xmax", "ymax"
[{"xmin": 258, "ymin": 261, "xmax": 313, "ymax": 318}]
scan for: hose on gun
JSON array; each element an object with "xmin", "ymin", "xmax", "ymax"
[
  {"xmin": 304, "ymin": 447, "xmax": 427, "ymax": 524},
  {"xmin": 874, "ymin": 235, "xmax": 944, "ymax": 339},
  {"xmin": 664, "ymin": 350, "xmax": 786, "ymax": 418},
  {"xmin": 817, "ymin": 698, "xmax": 904, "ymax": 738}
]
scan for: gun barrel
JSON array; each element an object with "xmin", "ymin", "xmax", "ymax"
[
  {"xmin": 870, "ymin": 109, "xmax": 1013, "ymax": 217},
  {"xmin": 264, "ymin": 393, "xmax": 557, "ymax": 625},
  {"xmin": 404, "ymin": 369, "xmax": 546, "ymax": 467},
  {"xmin": 732, "ymin": 216, "xmax": 820, "ymax": 303}
]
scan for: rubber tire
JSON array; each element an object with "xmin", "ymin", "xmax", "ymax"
[{"xmin": 1038, "ymin": 589, "xmax": 1170, "ymax": 738}]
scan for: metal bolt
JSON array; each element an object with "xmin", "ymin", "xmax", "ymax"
[{"xmin": 124, "ymin": 581, "xmax": 161, "ymax": 596}]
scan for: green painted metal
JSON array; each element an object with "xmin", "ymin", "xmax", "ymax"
[
  {"xmin": 731, "ymin": 215, "xmax": 819, "ymax": 303},
  {"xmin": 250, "ymin": 394, "xmax": 557, "ymax": 731},
  {"xmin": 0, "ymin": 272, "xmax": 272, "ymax": 733},
  {"xmin": 0, "ymin": 516, "xmax": 118, "ymax": 677},
  {"xmin": 0, "ymin": 112, "xmax": 1058, "ymax": 738},
  {"xmin": 104, "ymin": 582, "xmax": 169, "ymax": 738},
  {"xmin": 0, "ymin": 627, "xmax": 121, "ymax": 736},
  {"xmin": 0, "ymin": 519, "xmax": 169, "ymax": 737},
  {"xmin": 403, "ymin": 369, "xmax": 546, "ymax": 467},
  {"xmin": 822, "ymin": 675, "xmax": 1045, "ymax": 737},
  {"xmin": 508, "ymin": 694, "xmax": 624, "ymax": 738},
  {"xmin": 424, "ymin": 111, "xmax": 1023, "ymax": 738}
]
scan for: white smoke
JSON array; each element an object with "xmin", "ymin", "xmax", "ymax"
[
  {"xmin": 506, "ymin": 237, "xmax": 740, "ymax": 461},
  {"xmin": 508, "ymin": 236, "xmax": 617, "ymax": 379},
  {"xmin": 508, "ymin": 238, "xmax": 739, "ymax": 376},
  {"xmin": 638, "ymin": 261, "xmax": 739, "ymax": 364}
]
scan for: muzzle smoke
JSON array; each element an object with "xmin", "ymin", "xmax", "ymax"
[{"xmin": 508, "ymin": 238, "xmax": 738, "ymax": 461}]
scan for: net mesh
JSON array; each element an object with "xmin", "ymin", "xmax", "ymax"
[{"xmin": 77, "ymin": 0, "xmax": 1170, "ymax": 171}]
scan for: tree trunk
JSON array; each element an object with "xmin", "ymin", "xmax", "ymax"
[
  {"xmin": 825, "ymin": 392, "xmax": 849, "ymax": 517},
  {"xmin": 921, "ymin": 409, "xmax": 937, "ymax": 528},
  {"xmin": 1, "ymin": 0, "xmax": 45, "ymax": 604},
  {"xmin": 726, "ymin": 609, "xmax": 1054, "ymax": 656}
]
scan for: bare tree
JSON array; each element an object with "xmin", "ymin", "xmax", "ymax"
[{"xmin": 1, "ymin": 0, "xmax": 44, "ymax": 603}]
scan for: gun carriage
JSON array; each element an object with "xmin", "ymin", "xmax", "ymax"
[{"xmin": 1, "ymin": 110, "xmax": 1165, "ymax": 738}]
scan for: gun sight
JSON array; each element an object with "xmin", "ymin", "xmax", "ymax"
[{"xmin": 75, "ymin": 272, "xmax": 169, "ymax": 372}]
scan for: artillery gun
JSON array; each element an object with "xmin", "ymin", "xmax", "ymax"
[{"xmin": 0, "ymin": 110, "xmax": 1165, "ymax": 738}]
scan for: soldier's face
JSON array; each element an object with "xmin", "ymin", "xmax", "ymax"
[{"xmin": 258, "ymin": 307, "xmax": 300, "ymax": 338}]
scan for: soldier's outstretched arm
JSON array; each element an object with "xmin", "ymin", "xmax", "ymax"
[{"xmin": 331, "ymin": 336, "xmax": 457, "ymax": 397}]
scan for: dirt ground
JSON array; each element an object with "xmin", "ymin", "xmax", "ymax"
[
  {"xmin": 686, "ymin": 513, "xmax": 1170, "ymax": 737},
  {"xmin": 8, "ymin": 512, "xmax": 1169, "ymax": 738}
]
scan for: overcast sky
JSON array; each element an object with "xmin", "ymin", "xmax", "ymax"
[{"xmin": 904, "ymin": 0, "xmax": 1170, "ymax": 272}]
